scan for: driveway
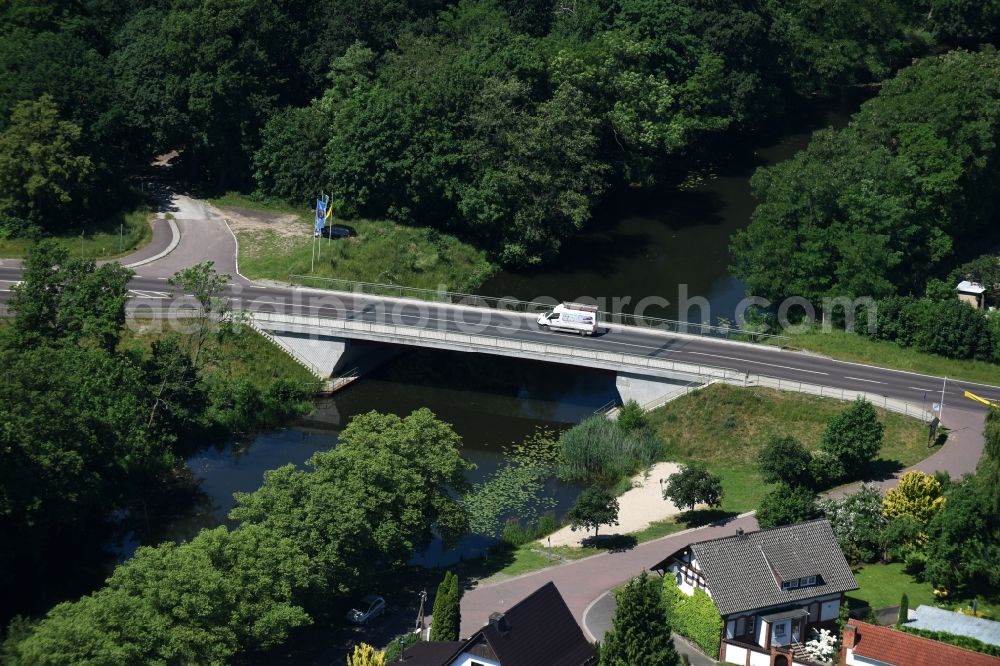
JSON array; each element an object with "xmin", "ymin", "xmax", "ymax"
[{"xmin": 129, "ymin": 193, "xmax": 242, "ymax": 280}]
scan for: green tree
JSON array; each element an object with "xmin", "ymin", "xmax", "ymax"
[
  {"xmin": 5, "ymin": 525, "xmax": 313, "ymax": 665},
  {"xmin": 616, "ymin": 400, "xmax": 648, "ymax": 432},
  {"xmin": 663, "ymin": 462, "xmax": 723, "ymax": 512},
  {"xmin": 430, "ymin": 571, "xmax": 460, "ymax": 642},
  {"xmin": 820, "ymin": 399, "xmax": 884, "ymax": 480},
  {"xmin": 8, "ymin": 241, "xmax": 132, "ymax": 350},
  {"xmin": 0, "ymin": 95, "xmax": 94, "ymax": 228},
  {"xmin": 567, "ymin": 487, "xmax": 620, "ymax": 538},
  {"xmin": 897, "ymin": 593, "xmax": 909, "ymax": 626},
  {"xmin": 929, "ymin": 0, "xmax": 1000, "ymax": 43},
  {"xmin": 230, "ymin": 409, "xmax": 472, "ymax": 595},
  {"xmin": 252, "ymin": 103, "xmax": 330, "ymax": 204},
  {"xmin": 757, "ymin": 483, "xmax": 819, "ymax": 529},
  {"xmin": 168, "ymin": 261, "xmax": 232, "ymax": 366},
  {"xmin": 601, "ymin": 571, "xmax": 679, "ymax": 666},
  {"xmin": 820, "ymin": 484, "xmax": 888, "ymax": 563},
  {"xmin": 922, "ymin": 474, "xmax": 1000, "ymax": 594},
  {"xmin": 732, "ymin": 50, "xmax": 1000, "ymax": 304},
  {"xmin": 758, "ymin": 436, "xmax": 815, "ymax": 489}
]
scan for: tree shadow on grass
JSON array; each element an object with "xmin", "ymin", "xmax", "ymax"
[
  {"xmin": 451, "ymin": 545, "xmax": 520, "ymax": 584},
  {"xmin": 678, "ymin": 508, "xmax": 739, "ymax": 528},
  {"xmin": 857, "ymin": 459, "xmax": 905, "ymax": 483},
  {"xmin": 580, "ymin": 533, "xmax": 639, "ymax": 552}
]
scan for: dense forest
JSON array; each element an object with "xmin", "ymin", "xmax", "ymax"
[{"xmin": 3, "ymin": 0, "xmax": 998, "ymax": 266}]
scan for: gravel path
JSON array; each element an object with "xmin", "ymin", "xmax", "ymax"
[{"xmin": 544, "ymin": 462, "xmax": 684, "ymax": 547}]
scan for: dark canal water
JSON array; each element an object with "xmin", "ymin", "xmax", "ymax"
[
  {"xmin": 153, "ymin": 101, "xmax": 859, "ymax": 563},
  {"xmin": 482, "ymin": 105, "xmax": 853, "ymax": 323}
]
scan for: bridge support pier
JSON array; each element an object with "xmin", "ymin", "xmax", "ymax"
[{"xmin": 615, "ymin": 372, "xmax": 700, "ymax": 410}]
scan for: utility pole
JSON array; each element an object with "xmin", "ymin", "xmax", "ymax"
[
  {"xmin": 939, "ymin": 376, "xmax": 947, "ymax": 423},
  {"xmin": 415, "ymin": 589, "xmax": 427, "ymax": 639}
]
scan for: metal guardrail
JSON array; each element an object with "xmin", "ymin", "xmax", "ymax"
[
  {"xmin": 19, "ymin": 303, "xmax": 930, "ymax": 419},
  {"xmin": 739, "ymin": 375, "xmax": 934, "ymax": 421},
  {"xmin": 251, "ymin": 310, "xmax": 751, "ymax": 383},
  {"xmin": 288, "ymin": 274, "xmax": 789, "ymax": 345},
  {"xmin": 251, "ymin": 310, "xmax": 933, "ymax": 422}
]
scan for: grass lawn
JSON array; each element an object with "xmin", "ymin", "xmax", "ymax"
[
  {"xmin": 848, "ymin": 562, "xmax": 1000, "ymax": 619},
  {"xmin": 777, "ymin": 328, "xmax": 1000, "ymax": 387},
  {"xmin": 208, "ymin": 192, "xmax": 494, "ymax": 292},
  {"xmin": 0, "ymin": 208, "xmax": 153, "ymax": 260},
  {"xmin": 121, "ymin": 323, "xmax": 319, "ymax": 392},
  {"xmin": 646, "ymin": 384, "xmax": 934, "ymax": 513},
  {"xmin": 848, "ymin": 562, "xmax": 937, "ymax": 610}
]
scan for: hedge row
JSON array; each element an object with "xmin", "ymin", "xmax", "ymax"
[
  {"xmin": 900, "ymin": 626, "xmax": 1000, "ymax": 657},
  {"xmin": 662, "ymin": 576, "xmax": 723, "ymax": 657}
]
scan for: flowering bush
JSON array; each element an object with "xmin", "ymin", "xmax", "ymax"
[{"xmin": 803, "ymin": 628, "xmax": 837, "ymax": 663}]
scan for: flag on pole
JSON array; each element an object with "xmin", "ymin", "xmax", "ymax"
[{"xmin": 315, "ymin": 198, "xmax": 327, "ymax": 236}]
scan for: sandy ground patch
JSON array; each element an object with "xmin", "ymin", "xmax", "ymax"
[
  {"xmin": 219, "ymin": 206, "xmax": 307, "ymax": 239},
  {"xmin": 543, "ymin": 462, "xmax": 686, "ymax": 548}
]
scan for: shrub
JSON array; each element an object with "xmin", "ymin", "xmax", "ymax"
[
  {"xmin": 663, "ymin": 463, "xmax": 723, "ymax": 511},
  {"xmin": 757, "ymin": 483, "xmax": 819, "ymax": 529},
  {"xmin": 882, "ymin": 471, "xmax": 945, "ymax": 526},
  {"xmin": 382, "ymin": 632, "xmax": 418, "ymax": 662},
  {"xmin": 558, "ymin": 415, "xmax": 661, "ymax": 485},
  {"xmin": 662, "ymin": 576, "xmax": 723, "ymax": 658},
  {"xmin": 566, "ymin": 487, "xmax": 620, "ymax": 537},
  {"xmin": 616, "ymin": 400, "xmax": 648, "ymax": 432},
  {"xmin": 758, "ymin": 436, "xmax": 815, "ymax": 488},
  {"xmin": 820, "ymin": 399, "xmax": 884, "ymax": 480},
  {"xmin": 900, "ymin": 627, "xmax": 1000, "ymax": 657}
]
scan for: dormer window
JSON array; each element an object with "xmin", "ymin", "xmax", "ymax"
[{"xmin": 781, "ymin": 575, "xmax": 818, "ymax": 590}]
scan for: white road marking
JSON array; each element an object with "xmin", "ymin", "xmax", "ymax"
[
  {"xmin": 844, "ymin": 376, "xmax": 884, "ymax": 384},
  {"xmin": 128, "ymin": 290, "xmax": 171, "ymax": 299},
  {"xmin": 908, "ymin": 386, "xmax": 935, "ymax": 392},
  {"xmin": 684, "ymin": 350, "xmax": 829, "ymax": 375}
]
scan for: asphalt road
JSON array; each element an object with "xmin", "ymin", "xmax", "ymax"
[{"xmin": 2, "ymin": 264, "xmax": 999, "ymax": 413}]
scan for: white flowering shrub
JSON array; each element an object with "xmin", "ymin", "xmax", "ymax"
[{"xmin": 803, "ymin": 627, "xmax": 837, "ymax": 663}]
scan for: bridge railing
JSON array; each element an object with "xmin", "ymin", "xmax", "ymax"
[
  {"xmin": 250, "ymin": 310, "xmax": 933, "ymax": 422},
  {"xmin": 251, "ymin": 309, "xmax": 751, "ymax": 383},
  {"xmin": 738, "ymin": 375, "xmax": 934, "ymax": 421},
  {"xmin": 287, "ymin": 274, "xmax": 789, "ymax": 346}
]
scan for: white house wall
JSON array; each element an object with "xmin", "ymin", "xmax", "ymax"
[
  {"xmin": 449, "ymin": 653, "xmax": 502, "ymax": 666},
  {"xmin": 820, "ymin": 598, "xmax": 840, "ymax": 622},
  {"xmin": 749, "ymin": 649, "xmax": 771, "ymax": 666},
  {"xmin": 844, "ymin": 649, "xmax": 894, "ymax": 666},
  {"xmin": 667, "ymin": 554, "xmax": 707, "ymax": 596},
  {"xmin": 723, "ymin": 644, "xmax": 747, "ymax": 665}
]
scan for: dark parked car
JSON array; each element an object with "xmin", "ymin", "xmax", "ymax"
[{"xmin": 318, "ymin": 224, "xmax": 357, "ymax": 239}]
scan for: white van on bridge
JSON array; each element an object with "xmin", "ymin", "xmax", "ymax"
[{"xmin": 536, "ymin": 302, "xmax": 599, "ymax": 336}]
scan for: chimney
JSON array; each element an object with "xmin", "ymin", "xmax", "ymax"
[
  {"xmin": 839, "ymin": 621, "xmax": 858, "ymax": 666},
  {"xmin": 736, "ymin": 528, "xmax": 745, "ymax": 537},
  {"xmin": 489, "ymin": 612, "xmax": 512, "ymax": 637}
]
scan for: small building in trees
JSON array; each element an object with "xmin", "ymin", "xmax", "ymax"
[
  {"xmin": 388, "ymin": 582, "xmax": 596, "ymax": 666},
  {"xmin": 652, "ymin": 519, "xmax": 858, "ymax": 666},
  {"xmin": 956, "ymin": 280, "xmax": 987, "ymax": 309}
]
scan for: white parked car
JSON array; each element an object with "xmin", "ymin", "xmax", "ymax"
[
  {"xmin": 347, "ymin": 594, "xmax": 386, "ymax": 625},
  {"xmin": 537, "ymin": 302, "xmax": 599, "ymax": 336}
]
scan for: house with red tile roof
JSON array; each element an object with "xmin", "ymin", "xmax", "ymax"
[{"xmin": 841, "ymin": 620, "xmax": 1000, "ymax": 666}]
